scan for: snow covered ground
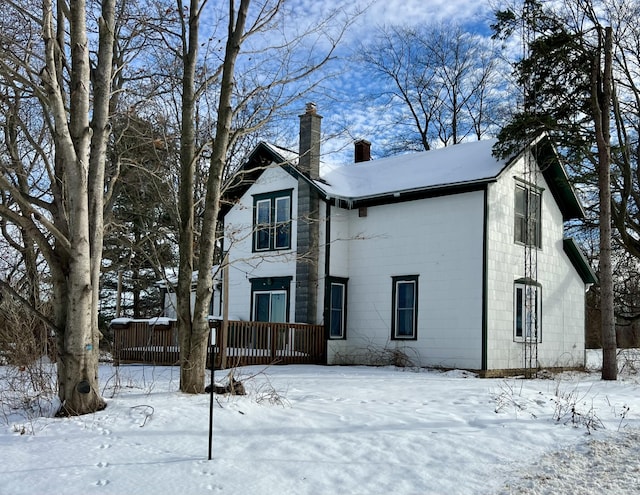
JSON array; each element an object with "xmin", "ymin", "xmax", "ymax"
[{"xmin": 1, "ymin": 350, "xmax": 640, "ymax": 494}]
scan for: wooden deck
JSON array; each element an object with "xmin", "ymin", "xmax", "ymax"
[{"xmin": 111, "ymin": 319, "xmax": 326, "ymax": 368}]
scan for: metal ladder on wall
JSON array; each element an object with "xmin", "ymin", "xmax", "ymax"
[
  {"xmin": 523, "ymin": 150, "xmax": 539, "ymax": 378},
  {"xmin": 522, "ymin": 0, "xmax": 539, "ymax": 378}
]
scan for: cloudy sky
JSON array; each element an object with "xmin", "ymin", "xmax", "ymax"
[
  {"xmin": 355, "ymin": 0, "xmax": 496, "ymax": 33},
  {"xmin": 272, "ymin": 0, "xmax": 509, "ymax": 164},
  {"xmin": 197, "ymin": 0, "xmax": 511, "ymax": 164}
]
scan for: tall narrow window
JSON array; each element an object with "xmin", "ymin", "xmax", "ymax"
[
  {"xmin": 329, "ymin": 279, "xmax": 347, "ymax": 339},
  {"xmin": 274, "ymin": 196, "xmax": 291, "ymax": 249},
  {"xmin": 253, "ymin": 190, "xmax": 292, "ymax": 251},
  {"xmin": 514, "ymin": 184, "xmax": 542, "ymax": 248},
  {"xmin": 255, "ymin": 199, "xmax": 272, "ymax": 251},
  {"xmin": 514, "ymin": 282, "xmax": 541, "ymax": 342},
  {"xmin": 392, "ymin": 275, "xmax": 418, "ymax": 340}
]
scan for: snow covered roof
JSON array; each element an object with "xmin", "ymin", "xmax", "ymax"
[
  {"xmin": 155, "ymin": 265, "xmax": 220, "ymax": 289},
  {"xmin": 315, "ymin": 139, "xmax": 504, "ymax": 201},
  {"xmin": 228, "ymin": 136, "xmax": 584, "ymax": 220},
  {"xmin": 260, "ymin": 142, "xmax": 299, "ymax": 164}
]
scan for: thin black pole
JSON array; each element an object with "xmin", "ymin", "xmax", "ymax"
[{"xmin": 208, "ymin": 327, "xmax": 215, "ymax": 460}]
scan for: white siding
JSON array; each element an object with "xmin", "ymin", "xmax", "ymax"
[
  {"xmin": 224, "ymin": 167, "xmax": 300, "ymax": 321},
  {"xmin": 223, "ymin": 152, "xmax": 587, "ymax": 373},
  {"xmin": 327, "ymin": 191, "xmax": 485, "ymax": 369},
  {"xmin": 485, "ymin": 153, "xmax": 586, "ymax": 370}
]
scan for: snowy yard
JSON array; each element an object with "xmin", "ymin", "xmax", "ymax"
[{"xmin": 1, "ymin": 351, "xmax": 640, "ymax": 494}]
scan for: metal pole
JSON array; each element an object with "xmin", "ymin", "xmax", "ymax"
[{"xmin": 208, "ymin": 326, "xmax": 215, "ymax": 460}]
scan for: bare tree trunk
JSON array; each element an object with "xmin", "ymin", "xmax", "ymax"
[
  {"xmin": 180, "ymin": 0, "xmax": 250, "ymax": 393},
  {"xmin": 592, "ymin": 26, "xmax": 617, "ymax": 380},
  {"xmin": 89, "ymin": 0, "xmax": 116, "ymax": 341},
  {"xmin": 176, "ymin": 0, "xmax": 201, "ymax": 392},
  {"xmin": 40, "ymin": 0, "xmax": 112, "ymax": 414}
]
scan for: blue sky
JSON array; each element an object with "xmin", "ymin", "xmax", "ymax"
[
  {"xmin": 197, "ymin": 0, "xmax": 509, "ymax": 165},
  {"xmin": 268, "ymin": 0, "xmax": 508, "ymax": 165}
]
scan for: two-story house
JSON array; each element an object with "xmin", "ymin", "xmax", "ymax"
[{"xmin": 221, "ymin": 103, "xmax": 596, "ymax": 374}]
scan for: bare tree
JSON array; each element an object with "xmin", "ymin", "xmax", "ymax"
[
  {"xmin": 492, "ymin": 0, "xmax": 628, "ymax": 380},
  {"xmin": 357, "ymin": 22, "xmax": 512, "ymax": 153},
  {"xmin": 172, "ymin": 0, "xmax": 353, "ymax": 392},
  {"xmin": 0, "ymin": 0, "xmax": 116, "ymax": 414},
  {"xmin": 591, "ymin": 25, "xmax": 616, "ymax": 380}
]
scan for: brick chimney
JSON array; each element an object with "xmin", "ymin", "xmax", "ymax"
[
  {"xmin": 298, "ymin": 102, "xmax": 322, "ymax": 178},
  {"xmin": 354, "ymin": 139, "xmax": 371, "ymax": 163}
]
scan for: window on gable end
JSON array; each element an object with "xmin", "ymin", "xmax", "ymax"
[
  {"xmin": 514, "ymin": 281, "xmax": 542, "ymax": 342},
  {"xmin": 253, "ymin": 190, "xmax": 292, "ymax": 252},
  {"xmin": 514, "ymin": 184, "xmax": 542, "ymax": 248}
]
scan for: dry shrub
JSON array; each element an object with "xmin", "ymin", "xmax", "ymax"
[{"xmin": 0, "ymin": 301, "xmax": 58, "ymax": 426}]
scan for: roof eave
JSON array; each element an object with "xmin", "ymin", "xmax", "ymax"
[
  {"xmin": 535, "ymin": 136, "xmax": 586, "ymax": 221},
  {"xmin": 321, "ymin": 178, "xmax": 496, "ymax": 209},
  {"xmin": 563, "ymin": 238, "xmax": 598, "ymax": 285}
]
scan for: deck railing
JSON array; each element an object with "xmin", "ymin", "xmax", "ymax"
[{"xmin": 111, "ymin": 319, "xmax": 325, "ymax": 368}]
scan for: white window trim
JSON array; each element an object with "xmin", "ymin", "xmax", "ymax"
[
  {"xmin": 392, "ymin": 276, "xmax": 418, "ymax": 340},
  {"xmin": 514, "ymin": 282, "xmax": 542, "ymax": 343},
  {"xmin": 252, "ymin": 289, "xmax": 287, "ymax": 322}
]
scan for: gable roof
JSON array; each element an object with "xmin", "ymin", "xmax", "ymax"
[
  {"xmin": 314, "ymin": 135, "xmax": 584, "ymax": 219},
  {"xmin": 221, "ymin": 142, "xmax": 298, "ymax": 216},
  {"xmin": 224, "ymin": 135, "xmax": 585, "ymax": 220},
  {"xmin": 527, "ymin": 135, "xmax": 585, "ymax": 220},
  {"xmin": 315, "ymin": 139, "xmax": 504, "ymax": 204}
]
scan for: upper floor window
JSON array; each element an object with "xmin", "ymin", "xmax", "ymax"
[
  {"xmin": 253, "ymin": 190, "xmax": 292, "ymax": 252},
  {"xmin": 514, "ymin": 184, "xmax": 542, "ymax": 248},
  {"xmin": 391, "ymin": 275, "xmax": 418, "ymax": 340}
]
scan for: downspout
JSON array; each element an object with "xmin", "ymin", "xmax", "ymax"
[
  {"xmin": 481, "ymin": 185, "xmax": 489, "ymax": 373},
  {"xmin": 322, "ymin": 200, "xmax": 331, "ymax": 363}
]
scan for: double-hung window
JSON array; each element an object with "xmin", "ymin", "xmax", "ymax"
[
  {"xmin": 391, "ymin": 275, "xmax": 418, "ymax": 340},
  {"xmin": 328, "ymin": 278, "xmax": 348, "ymax": 339},
  {"xmin": 514, "ymin": 184, "xmax": 542, "ymax": 248},
  {"xmin": 514, "ymin": 281, "xmax": 541, "ymax": 342},
  {"xmin": 253, "ymin": 190, "xmax": 292, "ymax": 252}
]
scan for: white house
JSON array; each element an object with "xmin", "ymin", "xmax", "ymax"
[
  {"xmin": 155, "ymin": 267, "xmax": 222, "ymax": 320},
  {"xmin": 221, "ymin": 104, "xmax": 596, "ymax": 375}
]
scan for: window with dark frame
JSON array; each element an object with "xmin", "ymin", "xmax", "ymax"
[
  {"xmin": 391, "ymin": 275, "xmax": 418, "ymax": 340},
  {"xmin": 514, "ymin": 184, "xmax": 542, "ymax": 248},
  {"xmin": 249, "ymin": 276, "xmax": 292, "ymax": 323},
  {"xmin": 253, "ymin": 190, "xmax": 292, "ymax": 252},
  {"xmin": 514, "ymin": 282, "xmax": 541, "ymax": 342},
  {"xmin": 329, "ymin": 279, "xmax": 347, "ymax": 339}
]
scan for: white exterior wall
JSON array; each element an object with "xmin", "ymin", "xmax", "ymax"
[
  {"xmin": 485, "ymin": 154, "xmax": 586, "ymax": 370},
  {"xmin": 224, "ymin": 167, "xmax": 300, "ymax": 321},
  {"xmin": 223, "ymin": 154, "xmax": 587, "ymax": 372},
  {"xmin": 223, "ymin": 166, "xmax": 326, "ymax": 324},
  {"xmin": 327, "ymin": 191, "xmax": 486, "ymax": 369}
]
